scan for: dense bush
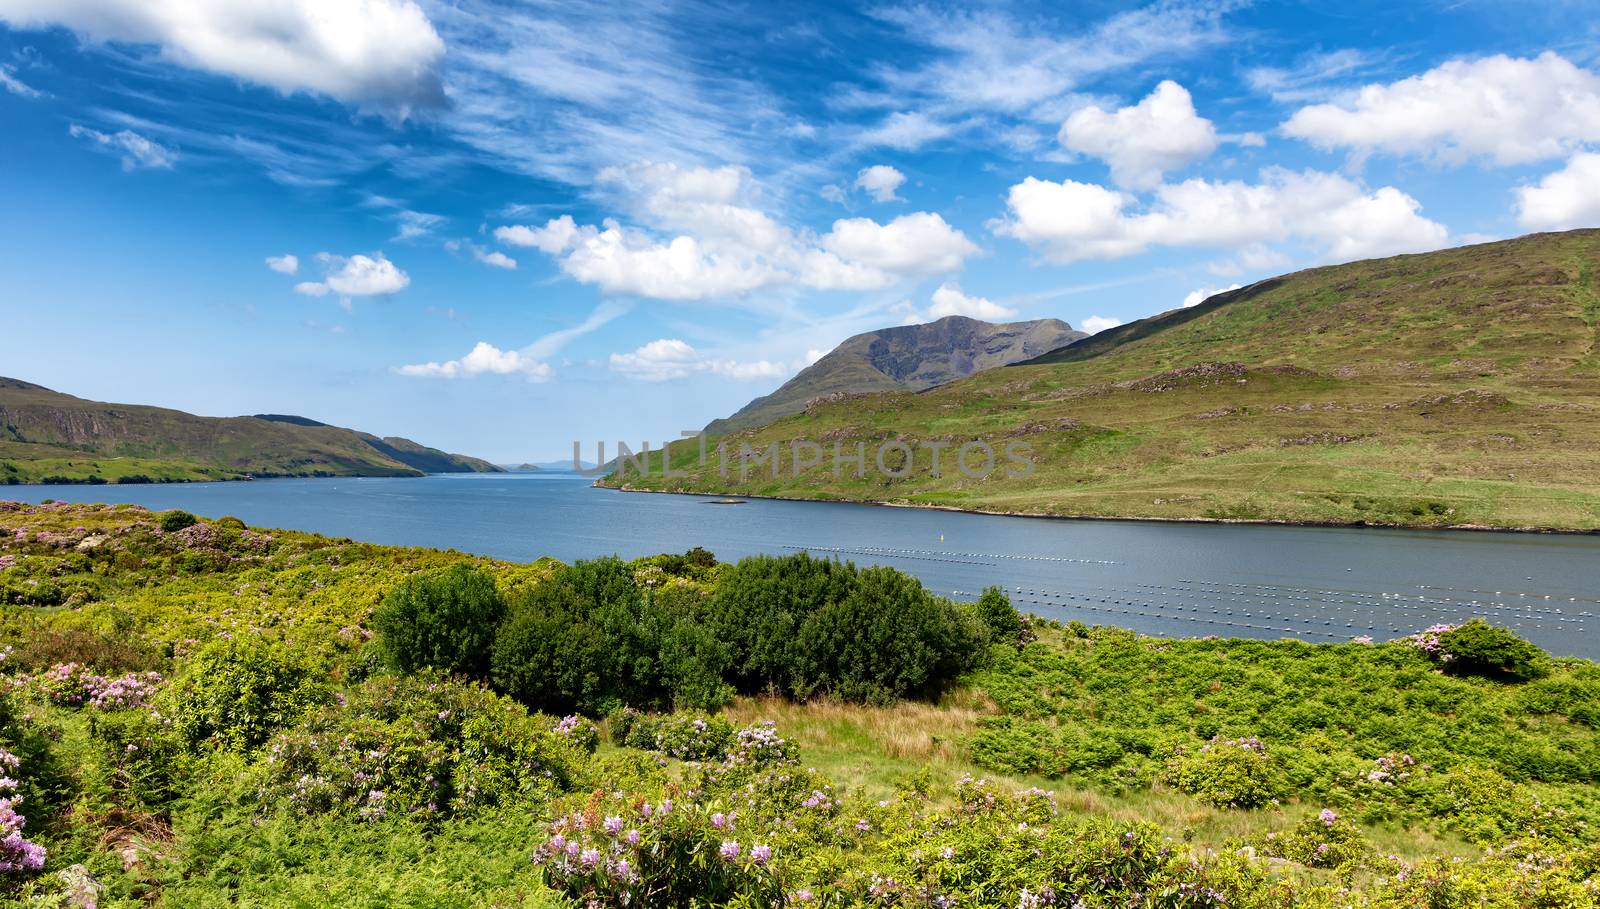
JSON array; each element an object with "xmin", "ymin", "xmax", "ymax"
[
  {"xmin": 258, "ymin": 673, "xmax": 586, "ymax": 819},
  {"xmin": 1435, "ymin": 619, "xmax": 1550, "ymax": 681},
  {"xmin": 1162, "ymin": 736, "xmax": 1282, "ymax": 809},
  {"xmin": 167, "ymin": 636, "xmax": 330, "ymax": 751},
  {"xmin": 158, "ymin": 509, "xmax": 198, "ymax": 532},
  {"xmin": 373, "ymin": 565, "xmax": 505, "ymax": 677},
  {"xmin": 976, "ymin": 585, "xmax": 1026, "ymax": 648},
  {"xmin": 704, "ymin": 553, "xmax": 989, "ymax": 703}
]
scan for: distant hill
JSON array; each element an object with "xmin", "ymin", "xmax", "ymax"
[
  {"xmin": 707, "ymin": 315, "xmax": 1086, "ymax": 433},
  {"xmin": 0, "ymin": 378, "xmax": 501, "ymax": 484},
  {"xmin": 605, "ymin": 229, "xmax": 1600, "ymax": 531}
]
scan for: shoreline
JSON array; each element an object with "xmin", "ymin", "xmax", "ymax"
[{"xmin": 599, "ymin": 480, "xmax": 1600, "ymax": 537}]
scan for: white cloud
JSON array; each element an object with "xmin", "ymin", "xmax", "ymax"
[
  {"xmin": 819, "ymin": 184, "xmax": 847, "ymax": 205},
  {"xmin": 496, "ymin": 166, "xmax": 976, "ymax": 302},
  {"xmin": 1516, "ymin": 153, "xmax": 1600, "ymax": 231},
  {"xmin": 0, "ymin": 63, "xmax": 41, "ymax": 98},
  {"xmin": 1282, "ymin": 52, "xmax": 1600, "ymax": 165},
  {"xmin": 1081, "ymin": 315, "xmax": 1122, "ymax": 334},
  {"xmin": 392, "ymin": 210, "xmax": 446, "ymax": 241},
  {"xmin": 857, "ymin": 111, "xmax": 956, "ymax": 150},
  {"xmin": 992, "ymin": 168, "xmax": 1449, "ymax": 265},
  {"xmin": 821, "ymin": 212, "xmax": 977, "ymax": 275},
  {"xmin": 1182, "ymin": 283, "xmax": 1242, "ymax": 308},
  {"xmin": 293, "ymin": 252, "xmax": 409, "ymax": 299},
  {"xmin": 67, "ymin": 124, "xmax": 176, "ymax": 170},
  {"xmin": 264, "ymin": 254, "xmax": 299, "ymax": 275},
  {"xmin": 855, "ymin": 165, "xmax": 907, "ymax": 202},
  {"xmin": 608, "ymin": 338, "xmax": 788, "ymax": 382},
  {"xmin": 396, "ymin": 303, "xmax": 625, "ymax": 383},
  {"xmin": 445, "ymin": 239, "xmax": 517, "ymax": 270},
  {"xmin": 1059, "ymin": 80, "xmax": 1218, "ymax": 189},
  {"xmin": 397, "ymin": 342, "xmax": 553, "ymax": 381},
  {"xmin": 0, "ymin": 0, "xmax": 445, "ymax": 110},
  {"xmin": 927, "ymin": 282, "xmax": 1016, "ymax": 320}
]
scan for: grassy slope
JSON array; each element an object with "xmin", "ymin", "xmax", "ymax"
[
  {"xmin": 3, "ymin": 503, "xmax": 1595, "ymax": 906},
  {"xmin": 604, "ymin": 230, "xmax": 1600, "ymax": 530},
  {"xmin": 0, "ymin": 378, "xmax": 499, "ymax": 483}
]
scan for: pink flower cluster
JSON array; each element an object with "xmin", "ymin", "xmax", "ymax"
[
  {"xmin": 1405, "ymin": 624, "xmax": 1457, "ymax": 654},
  {"xmin": 0, "ymin": 748, "xmax": 46, "ymax": 875},
  {"xmin": 35, "ymin": 663, "xmax": 163, "ymax": 710}
]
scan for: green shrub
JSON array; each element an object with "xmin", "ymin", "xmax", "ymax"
[
  {"xmin": 1436, "ymin": 619, "xmax": 1549, "ymax": 681},
  {"xmin": 976, "ymin": 585, "xmax": 1025, "ymax": 648},
  {"xmin": 158, "ymin": 510, "xmax": 199, "ymax": 532},
  {"xmin": 1259, "ymin": 808, "xmax": 1374, "ymax": 869},
  {"xmin": 167, "ymin": 637, "xmax": 330, "ymax": 751},
  {"xmin": 1162, "ymin": 736, "xmax": 1282, "ymax": 809},
  {"xmin": 373, "ymin": 565, "xmax": 505, "ymax": 677}
]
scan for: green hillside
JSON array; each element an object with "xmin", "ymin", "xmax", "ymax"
[
  {"xmin": 0, "ymin": 378, "xmax": 500, "ymax": 484},
  {"xmin": 603, "ymin": 229, "xmax": 1600, "ymax": 531}
]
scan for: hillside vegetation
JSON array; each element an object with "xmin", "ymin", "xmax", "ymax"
[
  {"xmin": 0, "ymin": 501, "xmax": 1596, "ymax": 907},
  {"xmin": 708, "ymin": 315, "xmax": 1085, "ymax": 434},
  {"xmin": 0, "ymin": 379, "xmax": 500, "ymax": 484},
  {"xmin": 605, "ymin": 230, "xmax": 1600, "ymax": 531}
]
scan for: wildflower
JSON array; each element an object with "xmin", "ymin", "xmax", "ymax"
[
  {"xmin": 710, "ymin": 812, "xmax": 727, "ymax": 829},
  {"xmin": 855, "ymin": 819, "xmax": 871, "ymax": 833},
  {"xmin": 603, "ymin": 815, "xmax": 623, "ymax": 835},
  {"xmin": 624, "ymin": 829, "xmax": 641, "ymax": 846},
  {"xmin": 751, "ymin": 844, "xmax": 771, "ymax": 865},
  {"xmin": 1319, "ymin": 808, "xmax": 1337, "ymax": 826},
  {"xmin": 719, "ymin": 840, "xmax": 740, "ymax": 861},
  {"xmin": 579, "ymin": 848, "xmax": 601, "ymax": 868}
]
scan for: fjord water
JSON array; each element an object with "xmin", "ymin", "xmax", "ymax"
[{"xmin": 9, "ymin": 473, "xmax": 1598, "ymax": 658}]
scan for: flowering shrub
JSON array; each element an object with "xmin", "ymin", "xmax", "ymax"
[
  {"xmin": 0, "ymin": 748, "xmax": 45, "ymax": 876},
  {"xmin": 1162, "ymin": 736, "xmax": 1282, "ymax": 809},
  {"xmin": 1433, "ymin": 620, "xmax": 1549, "ymax": 682},
  {"xmin": 622, "ymin": 713, "xmax": 735, "ymax": 761},
  {"xmin": 1259, "ymin": 808, "xmax": 1374, "ymax": 869},
  {"xmin": 258, "ymin": 673, "xmax": 585, "ymax": 819},
  {"xmin": 32, "ymin": 662, "xmax": 163, "ymax": 710},
  {"xmin": 723, "ymin": 721, "xmax": 796, "ymax": 768},
  {"xmin": 551, "ymin": 714, "xmax": 600, "ymax": 753}
]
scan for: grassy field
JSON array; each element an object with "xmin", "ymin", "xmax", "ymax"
[
  {"xmin": 605, "ymin": 230, "xmax": 1600, "ymax": 531},
  {"xmin": 1, "ymin": 502, "xmax": 1595, "ymax": 906}
]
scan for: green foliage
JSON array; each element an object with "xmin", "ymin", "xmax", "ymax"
[
  {"xmin": 976, "ymin": 585, "xmax": 1025, "ymax": 647},
  {"xmin": 258, "ymin": 673, "xmax": 585, "ymax": 819},
  {"xmin": 1258, "ymin": 809, "xmax": 1375, "ymax": 870},
  {"xmin": 706, "ymin": 553, "xmax": 988, "ymax": 703},
  {"xmin": 158, "ymin": 509, "xmax": 199, "ymax": 532},
  {"xmin": 373, "ymin": 565, "xmax": 505, "ymax": 677},
  {"xmin": 1162, "ymin": 736, "xmax": 1282, "ymax": 809},
  {"xmin": 1436, "ymin": 619, "xmax": 1550, "ymax": 681},
  {"xmin": 167, "ymin": 636, "xmax": 330, "ymax": 751}
]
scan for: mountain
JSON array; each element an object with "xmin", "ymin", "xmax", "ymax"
[
  {"xmin": 706, "ymin": 315, "xmax": 1086, "ymax": 433},
  {"xmin": 604, "ymin": 229, "xmax": 1600, "ymax": 531},
  {"xmin": 0, "ymin": 378, "xmax": 501, "ymax": 484}
]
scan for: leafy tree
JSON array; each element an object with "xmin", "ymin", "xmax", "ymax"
[
  {"xmin": 705, "ymin": 552, "xmax": 856, "ymax": 693},
  {"xmin": 373, "ymin": 565, "xmax": 505, "ymax": 677}
]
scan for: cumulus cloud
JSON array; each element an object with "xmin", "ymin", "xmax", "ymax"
[
  {"xmin": 1059, "ymin": 80, "xmax": 1218, "ymax": 189},
  {"xmin": 992, "ymin": 168, "xmax": 1449, "ymax": 265},
  {"xmin": 68, "ymin": 124, "xmax": 176, "ymax": 170},
  {"xmin": 927, "ymin": 282, "xmax": 1016, "ymax": 320},
  {"xmin": 1281, "ymin": 52, "xmax": 1600, "ymax": 165},
  {"xmin": 494, "ymin": 164, "xmax": 977, "ymax": 301},
  {"xmin": 855, "ymin": 165, "xmax": 907, "ymax": 202},
  {"xmin": 1081, "ymin": 315, "xmax": 1122, "ymax": 334},
  {"xmin": 609, "ymin": 338, "xmax": 787, "ymax": 382},
  {"xmin": 293, "ymin": 252, "xmax": 409, "ymax": 299},
  {"xmin": 264, "ymin": 254, "xmax": 299, "ymax": 275},
  {"xmin": 1182, "ymin": 283, "xmax": 1242, "ymax": 308},
  {"xmin": 396, "ymin": 342, "xmax": 553, "ymax": 381},
  {"xmin": 1516, "ymin": 153, "xmax": 1600, "ymax": 231},
  {"xmin": 0, "ymin": 0, "xmax": 446, "ymax": 110},
  {"xmin": 821, "ymin": 212, "xmax": 977, "ymax": 275}
]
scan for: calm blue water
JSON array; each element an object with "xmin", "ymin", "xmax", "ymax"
[{"xmin": 7, "ymin": 473, "xmax": 1598, "ymax": 658}]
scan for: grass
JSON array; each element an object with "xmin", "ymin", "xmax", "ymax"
[{"xmin": 605, "ymin": 230, "xmax": 1600, "ymax": 531}]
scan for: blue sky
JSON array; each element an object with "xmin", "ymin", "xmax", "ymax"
[{"xmin": 2, "ymin": 0, "xmax": 1599, "ymax": 462}]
